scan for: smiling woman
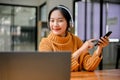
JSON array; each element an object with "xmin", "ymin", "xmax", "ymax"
[{"xmin": 39, "ymin": 5, "xmax": 110, "ymax": 72}]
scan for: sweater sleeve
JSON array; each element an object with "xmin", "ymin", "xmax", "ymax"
[
  {"xmin": 82, "ymin": 53, "xmax": 102, "ymax": 71},
  {"xmin": 71, "ymin": 56, "xmax": 80, "ymax": 71},
  {"xmin": 38, "ymin": 38, "xmax": 53, "ymax": 51}
]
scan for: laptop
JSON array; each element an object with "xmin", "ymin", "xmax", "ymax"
[{"xmin": 0, "ymin": 51, "xmax": 71, "ymax": 80}]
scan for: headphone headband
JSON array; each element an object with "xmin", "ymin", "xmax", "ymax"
[{"xmin": 57, "ymin": 5, "xmax": 74, "ymax": 27}]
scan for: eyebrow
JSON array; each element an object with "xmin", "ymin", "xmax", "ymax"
[{"xmin": 50, "ymin": 17, "xmax": 64, "ymax": 20}]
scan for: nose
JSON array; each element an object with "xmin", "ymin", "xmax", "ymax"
[{"xmin": 53, "ymin": 21, "xmax": 58, "ymax": 26}]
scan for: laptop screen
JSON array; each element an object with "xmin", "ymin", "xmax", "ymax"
[{"xmin": 0, "ymin": 51, "xmax": 71, "ymax": 80}]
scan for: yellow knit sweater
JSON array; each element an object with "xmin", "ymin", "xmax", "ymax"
[{"xmin": 39, "ymin": 32, "xmax": 102, "ymax": 72}]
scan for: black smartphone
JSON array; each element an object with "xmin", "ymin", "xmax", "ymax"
[
  {"xmin": 103, "ymin": 31, "xmax": 112, "ymax": 37},
  {"xmin": 94, "ymin": 31, "xmax": 112, "ymax": 46}
]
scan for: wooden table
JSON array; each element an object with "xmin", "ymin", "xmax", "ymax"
[{"xmin": 71, "ymin": 69, "xmax": 120, "ymax": 80}]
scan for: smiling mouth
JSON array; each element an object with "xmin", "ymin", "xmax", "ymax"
[{"xmin": 53, "ymin": 28, "xmax": 61, "ymax": 31}]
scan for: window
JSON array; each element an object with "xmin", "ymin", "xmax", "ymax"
[{"xmin": 0, "ymin": 5, "xmax": 37, "ymax": 51}]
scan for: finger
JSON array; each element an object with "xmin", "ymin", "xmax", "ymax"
[
  {"xmin": 90, "ymin": 39, "xmax": 98, "ymax": 42},
  {"xmin": 100, "ymin": 37, "xmax": 109, "ymax": 44},
  {"xmin": 99, "ymin": 39, "xmax": 106, "ymax": 45},
  {"xmin": 104, "ymin": 36, "xmax": 109, "ymax": 41},
  {"xmin": 98, "ymin": 37, "xmax": 109, "ymax": 47}
]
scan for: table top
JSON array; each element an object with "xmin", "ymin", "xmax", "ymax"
[{"xmin": 71, "ymin": 69, "xmax": 120, "ymax": 80}]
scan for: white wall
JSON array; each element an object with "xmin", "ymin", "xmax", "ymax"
[
  {"xmin": 0, "ymin": 0, "xmax": 40, "ymax": 6},
  {"xmin": 48, "ymin": 0, "xmax": 73, "ymax": 13}
]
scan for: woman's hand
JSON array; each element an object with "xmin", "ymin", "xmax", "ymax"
[
  {"xmin": 97, "ymin": 36, "xmax": 109, "ymax": 48},
  {"xmin": 93, "ymin": 36, "xmax": 109, "ymax": 57},
  {"xmin": 81, "ymin": 39, "xmax": 97, "ymax": 52}
]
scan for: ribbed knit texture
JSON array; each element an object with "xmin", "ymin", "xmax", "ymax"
[{"xmin": 39, "ymin": 31, "xmax": 102, "ymax": 72}]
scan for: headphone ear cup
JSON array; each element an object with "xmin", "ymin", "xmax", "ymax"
[
  {"xmin": 68, "ymin": 21, "xmax": 73, "ymax": 32},
  {"xmin": 69, "ymin": 21, "xmax": 74, "ymax": 28},
  {"xmin": 69, "ymin": 22, "xmax": 72, "ymax": 28}
]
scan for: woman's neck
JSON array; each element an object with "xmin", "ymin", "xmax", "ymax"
[{"xmin": 58, "ymin": 32, "xmax": 67, "ymax": 37}]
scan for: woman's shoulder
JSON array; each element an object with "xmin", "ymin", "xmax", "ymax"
[
  {"xmin": 40, "ymin": 38, "xmax": 50, "ymax": 44},
  {"xmin": 39, "ymin": 37, "xmax": 53, "ymax": 51}
]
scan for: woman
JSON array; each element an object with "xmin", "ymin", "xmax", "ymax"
[{"xmin": 39, "ymin": 5, "xmax": 109, "ymax": 72}]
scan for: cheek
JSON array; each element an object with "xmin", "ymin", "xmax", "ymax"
[
  {"xmin": 62, "ymin": 23, "xmax": 67, "ymax": 30},
  {"xmin": 49, "ymin": 23, "xmax": 52, "ymax": 29}
]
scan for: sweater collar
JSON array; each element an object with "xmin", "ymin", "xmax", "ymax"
[{"xmin": 48, "ymin": 31, "xmax": 71, "ymax": 44}]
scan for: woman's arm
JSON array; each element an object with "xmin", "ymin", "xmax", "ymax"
[
  {"xmin": 72, "ymin": 39, "xmax": 96, "ymax": 61},
  {"xmin": 71, "ymin": 36, "xmax": 109, "ymax": 71},
  {"xmin": 82, "ymin": 36, "xmax": 109, "ymax": 71},
  {"xmin": 71, "ymin": 39, "xmax": 96, "ymax": 71}
]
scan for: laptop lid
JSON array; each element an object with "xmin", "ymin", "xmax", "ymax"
[{"xmin": 0, "ymin": 51, "xmax": 71, "ymax": 80}]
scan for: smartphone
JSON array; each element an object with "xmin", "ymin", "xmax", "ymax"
[
  {"xmin": 103, "ymin": 31, "xmax": 112, "ymax": 37},
  {"xmin": 94, "ymin": 31, "xmax": 112, "ymax": 46}
]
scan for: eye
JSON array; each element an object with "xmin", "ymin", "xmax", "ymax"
[
  {"xmin": 58, "ymin": 19, "xmax": 63, "ymax": 22},
  {"xmin": 50, "ymin": 19, "xmax": 54, "ymax": 22}
]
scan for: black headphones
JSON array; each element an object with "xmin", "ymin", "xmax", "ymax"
[{"xmin": 57, "ymin": 5, "xmax": 74, "ymax": 28}]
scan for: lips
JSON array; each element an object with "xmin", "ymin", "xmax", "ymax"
[{"xmin": 53, "ymin": 28, "xmax": 61, "ymax": 31}]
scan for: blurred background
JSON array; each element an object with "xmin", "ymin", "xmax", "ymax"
[{"xmin": 0, "ymin": 0, "xmax": 120, "ymax": 70}]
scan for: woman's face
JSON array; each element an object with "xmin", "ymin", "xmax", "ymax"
[{"xmin": 49, "ymin": 10, "xmax": 67, "ymax": 36}]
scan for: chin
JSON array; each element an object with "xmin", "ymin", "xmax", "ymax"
[{"xmin": 52, "ymin": 31, "xmax": 61, "ymax": 35}]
